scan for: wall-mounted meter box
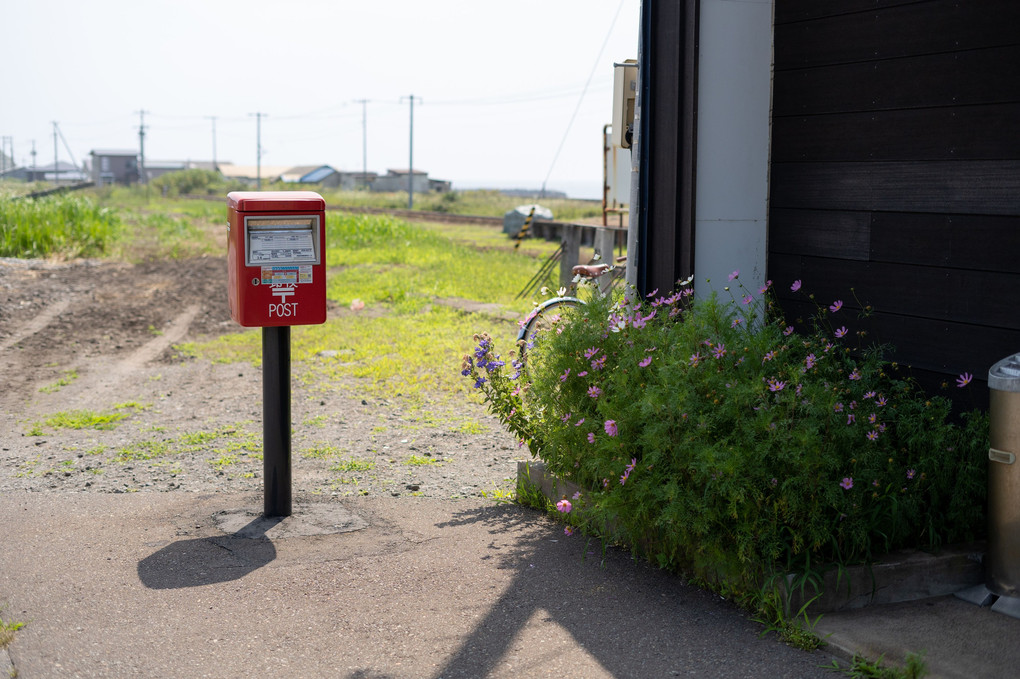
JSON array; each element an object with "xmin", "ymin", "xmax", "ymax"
[
  {"xmin": 612, "ymin": 59, "xmax": 638, "ymax": 149},
  {"xmin": 227, "ymin": 191, "xmax": 327, "ymax": 327}
]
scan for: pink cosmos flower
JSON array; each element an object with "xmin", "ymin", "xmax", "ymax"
[
  {"xmin": 584, "ymin": 347, "xmax": 600, "ymax": 360},
  {"xmin": 604, "ymin": 420, "xmax": 618, "ymax": 437},
  {"xmin": 830, "ymin": 300, "xmax": 843, "ymax": 313},
  {"xmin": 729, "ymin": 270, "xmax": 740, "ymax": 281},
  {"xmin": 587, "ymin": 432, "xmax": 596, "ymax": 443},
  {"xmin": 587, "ymin": 385, "xmax": 602, "ymax": 398},
  {"xmin": 732, "ymin": 318, "xmax": 743, "ymax": 328},
  {"xmin": 556, "ymin": 499, "xmax": 572, "ymax": 513},
  {"xmin": 867, "ymin": 430, "xmax": 879, "ymax": 441},
  {"xmin": 957, "ymin": 372, "xmax": 973, "ymax": 388},
  {"xmin": 805, "ymin": 354, "xmax": 816, "ymax": 370},
  {"xmin": 840, "ymin": 477, "xmax": 854, "ymax": 490},
  {"xmin": 559, "ymin": 369, "xmax": 570, "ymax": 382},
  {"xmin": 907, "ymin": 469, "xmax": 916, "ymax": 480},
  {"xmin": 574, "ymin": 418, "xmax": 585, "ymax": 426},
  {"xmin": 791, "ymin": 280, "xmax": 802, "ymax": 292},
  {"xmin": 713, "ymin": 344, "xmax": 726, "ymax": 359},
  {"xmin": 564, "ymin": 526, "xmax": 574, "ymax": 536},
  {"xmin": 835, "ymin": 326, "xmax": 848, "ymax": 338},
  {"xmin": 849, "ymin": 369, "xmax": 861, "ymax": 380},
  {"xmin": 742, "ymin": 295, "xmax": 753, "ymax": 306},
  {"xmin": 639, "ymin": 356, "xmax": 652, "ymax": 367},
  {"xmin": 784, "ymin": 326, "xmax": 794, "ymax": 336}
]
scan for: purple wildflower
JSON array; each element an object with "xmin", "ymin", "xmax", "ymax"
[
  {"xmin": 835, "ymin": 326, "xmax": 848, "ymax": 338},
  {"xmin": 729, "ymin": 270, "xmax": 740, "ymax": 281},
  {"xmin": 849, "ymin": 369, "xmax": 861, "ymax": 381},
  {"xmin": 604, "ymin": 420, "xmax": 618, "ymax": 437},
  {"xmin": 957, "ymin": 372, "xmax": 973, "ymax": 388},
  {"xmin": 587, "ymin": 385, "xmax": 602, "ymax": 399},
  {"xmin": 784, "ymin": 326, "xmax": 794, "ymax": 336},
  {"xmin": 867, "ymin": 430, "xmax": 879, "ymax": 441},
  {"xmin": 907, "ymin": 469, "xmax": 916, "ymax": 480},
  {"xmin": 791, "ymin": 280, "xmax": 802, "ymax": 292},
  {"xmin": 639, "ymin": 356, "xmax": 652, "ymax": 367},
  {"xmin": 840, "ymin": 477, "xmax": 853, "ymax": 490},
  {"xmin": 559, "ymin": 369, "xmax": 570, "ymax": 382},
  {"xmin": 713, "ymin": 344, "xmax": 727, "ymax": 359},
  {"xmin": 556, "ymin": 499, "xmax": 572, "ymax": 513},
  {"xmin": 587, "ymin": 432, "xmax": 596, "ymax": 443},
  {"xmin": 830, "ymin": 300, "xmax": 843, "ymax": 313}
]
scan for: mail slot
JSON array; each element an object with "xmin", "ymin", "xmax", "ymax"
[{"xmin": 227, "ymin": 191, "xmax": 327, "ymax": 327}]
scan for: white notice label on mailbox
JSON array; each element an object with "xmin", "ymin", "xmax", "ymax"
[{"xmin": 249, "ymin": 232, "xmax": 316, "ymax": 264}]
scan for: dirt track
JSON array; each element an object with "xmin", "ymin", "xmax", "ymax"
[{"xmin": 0, "ymin": 255, "xmax": 520, "ymax": 499}]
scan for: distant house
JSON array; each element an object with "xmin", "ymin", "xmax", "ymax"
[
  {"xmin": 279, "ymin": 165, "xmax": 344, "ymax": 188},
  {"xmin": 371, "ymin": 169, "xmax": 449, "ymax": 193},
  {"xmin": 25, "ymin": 161, "xmax": 89, "ymax": 183},
  {"xmin": 90, "ymin": 150, "xmax": 138, "ymax": 186},
  {"xmin": 218, "ymin": 164, "xmax": 292, "ymax": 185},
  {"xmin": 144, "ymin": 160, "xmax": 189, "ymax": 182}
]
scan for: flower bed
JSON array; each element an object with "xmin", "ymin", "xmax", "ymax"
[{"xmin": 463, "ymin": 273, "xmax": 987, "ymax": 605}]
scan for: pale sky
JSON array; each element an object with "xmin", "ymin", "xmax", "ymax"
[{"xmin": 3, "ymin": 0, "xmax": 640, "ymax": 198}]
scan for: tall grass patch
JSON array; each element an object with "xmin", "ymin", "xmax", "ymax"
[{"xmin": 0, "ymin": 194, "xmax": 122, "ymax": 258}]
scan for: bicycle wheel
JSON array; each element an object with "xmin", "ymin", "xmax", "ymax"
[{"xmin": 517, "ymin": 296, "xmax": 584, "ymax": 359}]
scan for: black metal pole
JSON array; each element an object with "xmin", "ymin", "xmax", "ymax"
[{"xmin": 262, "ymin": 326, "xmax": 292, "ymax": 517}]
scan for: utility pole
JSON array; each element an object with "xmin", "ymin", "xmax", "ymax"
[
  {"xmin": 249, "ymin": 112, "xmax": 267, "ymax": 189},
  {"xmin": 136, "ymin": 109, "xmax": 149, "ymax": 184},
  {"xmin": 31, "ymin": 140, "xmax": 37, "ymax": 180},
  {"xmin": 400, "ymin": 95, "xmax": 422, "ymax": 209},
  {"xmin": 354, "ymin": 99, "xmax": 369, "ymax": 189},
  {"xmin": 205, "ymin": 116, "xmax": 218, "ymax": 170},
  {"xmin": 52, "ymin": 122, "xmax": 60, "ymax": 185}
]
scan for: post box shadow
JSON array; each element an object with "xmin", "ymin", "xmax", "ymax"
[{"xmin": 137, "ymin": 515, "xmax": 283, "ymax": 590}]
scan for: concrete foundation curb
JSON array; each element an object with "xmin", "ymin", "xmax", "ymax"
[{"xmin": 517, "ymin": 460, "xmax": 985, "ymax": 613}]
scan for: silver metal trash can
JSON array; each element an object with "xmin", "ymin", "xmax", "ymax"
[{"xmin": 987, "ymin": 352, "xmax": 1020, "ymax": 598}]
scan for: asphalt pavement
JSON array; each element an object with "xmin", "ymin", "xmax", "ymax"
[{"xmin": 1, "ymin": 491, "xmax": 1017, "ymax": 678}]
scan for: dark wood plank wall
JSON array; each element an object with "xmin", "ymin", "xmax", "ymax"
[{"xmin": 769, "ymin": 0, "xmax": 1020, "ymax": 404}]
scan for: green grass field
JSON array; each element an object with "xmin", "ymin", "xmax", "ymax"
[{"xmin": 0, "ymin": 183, "xmax": 598, "ymax": 410}]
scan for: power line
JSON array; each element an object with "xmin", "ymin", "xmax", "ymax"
[{"xmin": 541, "ymin": 0, "xmax": 627, "ymax": 196}]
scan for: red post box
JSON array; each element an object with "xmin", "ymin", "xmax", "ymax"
[{"xmin": 227, "ymin": 191, "xmax": 327, "ymax": 327}]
